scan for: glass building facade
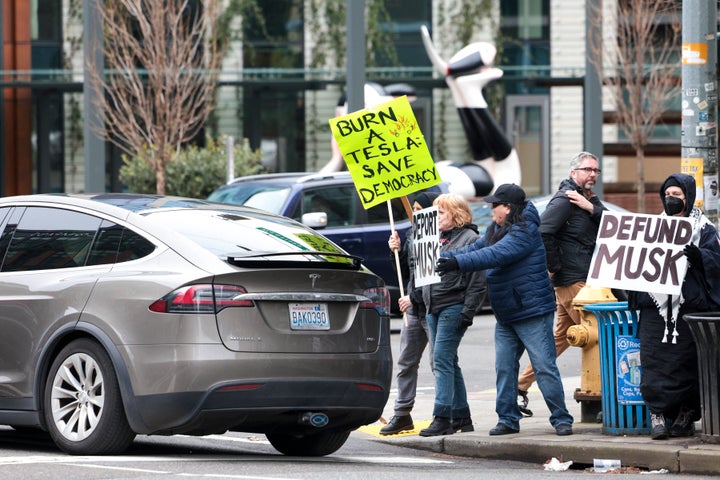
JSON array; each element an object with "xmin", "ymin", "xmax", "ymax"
[{"xmin": 0, "ymin": 0, "xmax": 684, "ymax": 200}]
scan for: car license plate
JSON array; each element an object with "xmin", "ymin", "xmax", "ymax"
[{"xmin": 289, "ymin": 303, "xmax": 330, "ymax": 330}]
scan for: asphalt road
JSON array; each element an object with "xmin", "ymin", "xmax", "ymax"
[{"xmin": 0, "ymin": 312, "xmax": 619, "ymax": 480}]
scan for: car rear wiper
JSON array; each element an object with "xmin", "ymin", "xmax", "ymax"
[{"xmin": 227, "ymin": 251, "xmax": 363, "ymax": 270}]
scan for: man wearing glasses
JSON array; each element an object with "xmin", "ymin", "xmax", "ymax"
[{"xmin": 516, "ymin": 151, "xmax": 607, "ymax": 416}]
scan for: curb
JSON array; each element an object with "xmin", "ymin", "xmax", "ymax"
[{"xmin": 373, "ymin": 424, "xmax": 720, "ymax": 475}]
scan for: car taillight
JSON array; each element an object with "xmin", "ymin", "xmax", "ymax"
[
  {"xmin": 149, "ymin": 284, "xmax": 252, "ymax": 313},
  {"xmin": 214, "ymin": 285, "xmax": 253, "ymax": 310},
  {"xmin": 360, "ymin": 287, "xmax": 390, "ymax": 315}
]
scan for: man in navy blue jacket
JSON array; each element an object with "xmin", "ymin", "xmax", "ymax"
[{"xmin": 517, "ymin": 152, "xmax": 606, "ymax": 415}]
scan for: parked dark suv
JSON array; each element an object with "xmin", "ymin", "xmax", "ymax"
[{"xmin": 208, "ymin": 172, "xmax": 426, "ymax": 314}]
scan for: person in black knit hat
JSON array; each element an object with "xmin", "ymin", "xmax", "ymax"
[
  {"xmin": 381, "ymin": 190, "xmax": 442, "ymax": 435},
  {"xmin": 629, "ymin": 173, "xmax": 720, "ymax": 440}
]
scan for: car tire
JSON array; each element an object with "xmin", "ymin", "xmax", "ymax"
[
  {"xmin": 266, "ymin": 429, "xmax": 351, "ymax": 456},
  {"xmin": 43, "ymin": 338, "xmax": 135, "ymax": 455}
]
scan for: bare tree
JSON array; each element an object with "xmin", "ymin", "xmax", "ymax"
[
  {"xmin": 588, "ymin": 0, "xmax": 681, "ymax": 212},
  {"xmin": 87, "ymin": 0, "xmax": 226, "ymax": 194}
]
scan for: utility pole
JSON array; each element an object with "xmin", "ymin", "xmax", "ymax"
[
  {"xmin": 346, "ymin": 0, "xmax": 365, "ymax": 114},
  {"xmin": 681, "ymin": 0, "xmax": 718, "ymax": 225},
  {"xmin": 84, "ymin": 0, "xmax": 106, "ymax": 193},
  {"xmin": 585, "ymin": 0, "xmax": 603, "ymax": 198}
]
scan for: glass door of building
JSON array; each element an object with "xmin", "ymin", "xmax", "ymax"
[{"xmin": 505, "ymin": 94, "xmax": 550, "ymax": 197}]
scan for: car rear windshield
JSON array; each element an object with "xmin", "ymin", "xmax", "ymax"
[
  {"xmin": 145, "ymin": 209, "xmax": 352, "ymax": 262},
  {"xmin": 207, "ymin": 184, "xmax": 291, "ymax": 214}
]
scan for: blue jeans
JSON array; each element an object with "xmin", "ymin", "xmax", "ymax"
[
  {"xmin": 495, "ymin": 312, "xmax": 573, "ymax": 430},
  {"xmin": 426, "ymin": 304, "xmax": 471, "ymax": 420}
]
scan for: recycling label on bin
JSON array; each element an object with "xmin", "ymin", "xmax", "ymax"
[{"xmin": 616, "ymin": 335, "xmax": 643, "ymax": 404}]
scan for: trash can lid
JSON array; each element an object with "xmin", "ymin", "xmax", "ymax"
[
  {"xmin": 684, "ymin": 312, "xmax": 720, "ymax": 322},
  {"xmin": 584, "ymin": 301, "xmax": 629, "ymax": 312}
]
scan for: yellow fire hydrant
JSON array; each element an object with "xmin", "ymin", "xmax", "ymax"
[{"xmin": 566, "ymin": 285, "xmax": 616, "ymax": 422}]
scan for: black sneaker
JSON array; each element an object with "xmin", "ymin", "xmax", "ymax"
[
  {"xmin": 489, "ymin": 423, "xmax": 520, "ymax": 435},
  {"xmin": 518, "ymin": 389, "xmax": 533, "ymax": 417},
  {"xmin": 452, "ymin": 417, "xmax": 474, "ymax": 433},
  {"xmin": 419, "ymin": 417, "xmax": 454, "ymax": 437},
  {"xmin": 555, "ymin": 423, "xmax": 573, "ymax": 436},
  {"xmin": 650, "ymin": 413, "xmax": 668, "ymax": 440},
  {"xmin": 669, "ymin": 408, "xmax": 696, "ymax": 438},
  {"xmin": 379, "ymin": 415, "xmax": 414, "ymax": 435}
]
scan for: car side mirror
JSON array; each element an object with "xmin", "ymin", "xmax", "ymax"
[{"xmin": 302, "ymin": 212, "xmax": 328, "ymax": 229}]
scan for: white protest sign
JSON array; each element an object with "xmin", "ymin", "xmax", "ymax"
[
  {"xmin": 587, "ymin": 211, "xmax": 691, "ymax": 295},
  {"xmin": 413, "ymin": 206, "xmax": 441, "ymax": 287}
]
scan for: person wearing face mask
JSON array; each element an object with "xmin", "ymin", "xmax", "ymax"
[
  {"xmin": 435, "ymin": 184, "xmax": 574, "ymax": 436},
  {"xmin": 628, "ymin": 173, "xmax": 720, "ymax": 440}
]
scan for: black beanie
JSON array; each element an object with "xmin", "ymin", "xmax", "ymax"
[
  {"xmin": 412, "ymin": 191, "xmax": 440, "ymax": 209},
  {"xmin": 664, "ymin": 177, "xmax": 682, "ymax": 189}
]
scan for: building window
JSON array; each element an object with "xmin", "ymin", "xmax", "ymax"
[
  {"xmin": 376, "ymin": 0, "xmax": 432, "ymax": 69},
  {"xmin": 31, "ymin": 0, "xmax": 61, "ymax": 42},
  {"xmin": 500, "ymin": 0, "xmax": 550, "ymax": 94},
  {"xmin": 243, "ymin": 0, "xmax": 303, "ymax": 69}
]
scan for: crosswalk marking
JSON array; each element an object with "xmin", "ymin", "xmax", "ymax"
[{"xmin": 0, "ymin": 453, "xmax": 452, "ymax": 468}]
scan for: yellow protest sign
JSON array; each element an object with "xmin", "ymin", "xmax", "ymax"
[{"xmin": 329, "ymin": 95, "xmax": 440, "ymax": 209}]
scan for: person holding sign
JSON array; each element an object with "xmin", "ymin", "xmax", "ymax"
[
  {"xmin": 517, "ymin": 151, "xmax": 607, "ymax": 416},
  {"xmin": 418, "ymin": 193, "xmax": 484, "ymax": 437},
  {"xmin": 628, "ymin": 173, "xmax": 720, "ymax": 440},
  {"xmin": 435, "ymin": 184, "xmax": 574, "ymax": 436},
  {"xmin": 381, "ymin": 191, "xmax": 440, "ymax": 436}
]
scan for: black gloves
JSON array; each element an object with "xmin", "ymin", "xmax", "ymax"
[
  {"xmin": 435, "ymin": 256, "xmax": 459, "ymax": 275},
  {"xmin": 684, "ymin": 243, "xmax": 702, "ymax": 268}
]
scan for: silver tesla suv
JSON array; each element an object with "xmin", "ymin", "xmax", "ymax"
[{"xmin": 0, "ymin": 193, "xmax": 392, "ymax": 456}]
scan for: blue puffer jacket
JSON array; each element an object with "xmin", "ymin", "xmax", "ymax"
[{"xmin": 443, "ymin": 201, "xmax": 556, "ymax": 324}]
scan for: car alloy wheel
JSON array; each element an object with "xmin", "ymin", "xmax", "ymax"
[{"xmin": 44, "ymin": 339, "xmax": 135, "ymax": 454}]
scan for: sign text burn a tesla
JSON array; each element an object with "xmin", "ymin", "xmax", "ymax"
[{"xmin": 329, "ymin": 96, "xmax": 441, "ymax": 209}]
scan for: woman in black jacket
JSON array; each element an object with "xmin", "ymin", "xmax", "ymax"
[{"xmin": 419, "ymin": 193, "xmax": 484, "ymax": 437}]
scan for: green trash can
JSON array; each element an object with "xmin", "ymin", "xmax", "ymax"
[
  {"xmin": 684, "ymin": 313, "xmax": 720, "ymax": 443},
  {"xmin": 584, "ymin": 302, "xmax": 651, "ymax": 435}
]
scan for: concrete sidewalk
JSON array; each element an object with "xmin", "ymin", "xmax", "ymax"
[
  {"xmin": 360, "ymin": 380, "xmax": 720, "ymax": 475},
  {"xmin": 370, "ymin": 419, "xmax": 720, "ymax": 475}
]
